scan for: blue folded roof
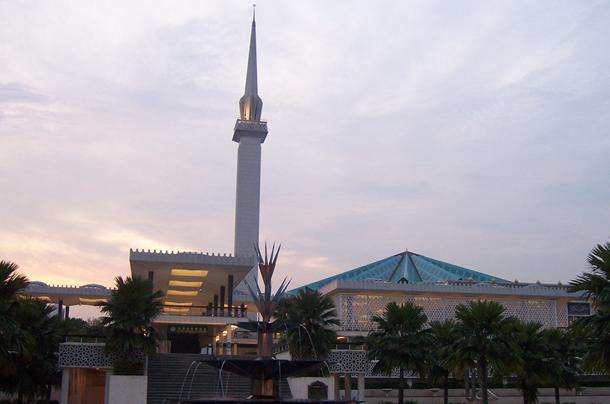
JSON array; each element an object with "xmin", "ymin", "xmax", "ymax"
[{"xmin": 290, "ymin": 250, "xmax": 507, "ymax": 294}]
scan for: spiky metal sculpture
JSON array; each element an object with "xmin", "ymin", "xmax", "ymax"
[{"xmin": 244, "ymin": 242, "xmax": 290, "ymax": 358}]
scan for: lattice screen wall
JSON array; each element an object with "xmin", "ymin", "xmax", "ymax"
[
  {"xmin": 335, "ymin": 293, "xmax": 568, "ymax": 331},
  {"xmin": 58, "ymin": 342, "xmax": 144, "ymax": 369},
  {"xmin": 58, "ymin": 343, "xmax": 113, "ymax": 369}
]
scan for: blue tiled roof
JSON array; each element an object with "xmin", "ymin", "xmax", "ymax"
[{"xmin": 289, "ymin": 250, "xmax": 508, "ymax": 294}]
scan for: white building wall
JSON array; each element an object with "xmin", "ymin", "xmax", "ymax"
[{"xmin": 105, "ymin": 375, "xmax": 147, "ymax": 404}]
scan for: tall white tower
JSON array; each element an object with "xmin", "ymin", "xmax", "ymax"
[{"xmin": 233, "ymin": 11, "xmax": 267, "ymax": 289}]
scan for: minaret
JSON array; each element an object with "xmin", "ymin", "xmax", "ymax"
[{"xmin": 233, "ymin": 10, "xmax": 268, "ymax": 288}]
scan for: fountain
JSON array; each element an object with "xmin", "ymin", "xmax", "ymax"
[{"xmin": 170, "ymin": 243, "xmax": 354, "ymax": 403}]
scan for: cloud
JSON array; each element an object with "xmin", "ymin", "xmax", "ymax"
[
  {"xmin": 0, "ymin": 83, "xmax": 48, "ymax": 104},
  {"xmin": 0, "ymin": 0, "xmax": 609, "ymax": 298}
]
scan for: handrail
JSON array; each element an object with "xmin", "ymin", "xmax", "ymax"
[{"xmin": 162, "ymin": 303, "xmax": 248, "ymax": 318}]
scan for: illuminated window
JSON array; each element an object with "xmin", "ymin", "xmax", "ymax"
[
  {"xmin": 167, "ymin": 289, "xmax": 198, "ymax": 296},
  {"xmin": 170, "ymin": 269, "xmax": 208, "ymax": 278},
  {"xmin": 163, "ymin": 307, "xmax": 190, "ymax": 314},
  {"xmin": 165, "ymin": 301, "xmax": 193, "ymax": 307},
  {"xmin": 79, "ymin": 297, "xmax": 107, "ymax": 304},
  {"xmin": 168, "ymin": 280, "xmax": 203, "ymax": 288}
]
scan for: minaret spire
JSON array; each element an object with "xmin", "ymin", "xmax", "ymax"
[
  {"xmin": 233, "ymin": 8, "xmax": 268, "ymax": 294},
  {"xmin": 239, "ymin": 5, "xmax": 263, "ymax": 121},
  {"xmin": 233, "ymin": 7, "xmax": 268, "ymax": 284}
]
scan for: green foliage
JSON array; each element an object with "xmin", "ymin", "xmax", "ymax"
[
  {"xmin": 428, "ymin": 320, "xmax": 460, "ymax": 404},
  {"xmin": 366, "ymin": 302, "xmax": 430, "ymax": 404},
  {"xmin": 569, "ymin": 241, "xmax": 610, "ymax": 374},
  {"xmin": 0, "ymin": 261, "xmax": 32, "ymax": 376},
  {"xmin": 112, "ymin": 357, "xmax": 144, "ymax": 375},
  {"xmin": 276, "ymin": 288, "xmax": 339, "ymax": 360},
  {"xmin": 0, "ymin": 261, "xmax": 29, "ymax": 301},
  {"xmin": 542, "ymin": 328, "xmax": 582, "ymax": 392},
  {"xmin": 0, "ymin": 298, "xmax": 61, "ymax": 401},
  {"xmin": 98, "ymin": 276, "xmax": 163, "ymax": 375},
  {"xmin": 367, "ymin": 302, "xmax": 430, "ymax": 376},
  {"xmin": 512, "ymin": 321, "xmax": 548, "ymax": 404},
  {"xmin": 453, "ymin": 300, "xmax": 517, "ymax": 404}
]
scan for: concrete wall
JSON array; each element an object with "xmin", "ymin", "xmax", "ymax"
[{"xmin": 105, "ymin": 375, "xmax": 147, "ymax": 404}]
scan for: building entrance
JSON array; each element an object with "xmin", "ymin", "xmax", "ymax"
[{"xmin": 169, "ymin": 332, "xmax": 200, "ymax": 353}]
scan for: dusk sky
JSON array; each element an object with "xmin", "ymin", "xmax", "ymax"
[{"xmin": 1, "ymin": 1, "xmax": 609, "ymax": 300}]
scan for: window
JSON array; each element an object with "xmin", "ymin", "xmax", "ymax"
[{"xmin": 567, "ymin": 302, "xmax": 591, "ymax": 324}]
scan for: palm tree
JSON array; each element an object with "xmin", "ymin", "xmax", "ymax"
[
  {"xmin": 276, "ymin": 287, "xmax": 339, "ymax": 360},
  {"xmin": 513, "ymin": 321, "xmax": 547, "ymax": 404},
  {"xmin": 366, "ymin": 302, "xmax": 430, "ymax": 404},
  {"xmin": 542, "ymin": 328, "xmax": 582, "ymax": 404},
  {"xmin": 428, "ymin": 320, "xmax": 460, "ymax": 404},
  {"xmin": 0, "ymin": 261, "xmax": 31, "ymax": 378},
  {"xmin": 0, "ymin": 298, "xmax": 60, "ymax": 404},
  {"xmin": 569, "ymin": 241, "xmax": 610, "ymax": 373},
  {"xmin": 98, "ymin": 276, "xmax": 163, "ymax": 375},
  {"xmin": 454, "ymin": 300, "xmax": 516, "ymax": 404},
  {"xmin": 0, "ymin": 260, "xmax": 29, "ymax": 301}
]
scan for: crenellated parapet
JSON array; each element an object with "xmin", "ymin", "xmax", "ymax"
[
  {"xmin": 22, "ymin": 282, "xmax": 112, "ymax": 305},
  {"xmin": 129, "ymin": 248, "xmax": 256, "ymax": 267}
]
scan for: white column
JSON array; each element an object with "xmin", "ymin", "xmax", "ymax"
[
  {"xmin": 344, "ymin": 374, "xmax": 351, "ymax": 401},
  {"xmin": 234, "ymin": 136, "xmax": 263, "ymax": 294},
  {"xmin": 234, "ymin": 136, "xmax": 262, "ymax": 258},
  {"xmin": 60, "ymin": 369, "xmax": 70, "ymax": 404},
  {"xmin": 332, "ymin": 373, "xmax": 340, "ymax": 400},
  {"xmin": 226, "ymin": 325, "xmax": 234, "ymax": 355},
  {"xmin": 357, "ymin": 374, "xmax": 365, "ymax": 402}
]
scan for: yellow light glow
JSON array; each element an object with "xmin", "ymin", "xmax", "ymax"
[
  {"xmin": 167, "ymin": 289, "xmax": 198, "ymax": 296},
  {"xmin": 222, "ymin": 330, "xmax": 228, "ymax": 336},
  {"xmin": 163, "ymin": 307, "xmax": 190, "ymax": 314},
  {"xmin": 230, "ymin": 325, "xmax": 238, "ymax": 330},
  {"xmin": 170, "ymin": 269, "xmax": 208, "ymax": 278},
  {"xmin": 168, "ymin": 280, "xmax": 203, "ymax": 288},
  {"xmin": 34, "ymin": 295, "xmax": 51, "ymax": 301},
  {"xmin": 79, "ymin": 297, "xmax": 107, "ymax": 304},
  {"xmin": 165, "ymin": 301, "xmax": 193, "ymax": 307}
]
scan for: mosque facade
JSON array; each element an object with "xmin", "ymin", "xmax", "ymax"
[{"xmin": 20, "ymin": 12, "xmax": 592, "ymax": 404}]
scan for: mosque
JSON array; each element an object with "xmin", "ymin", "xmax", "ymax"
[{"xmin": 21, "ymin": 11, "xmax": 591, "ymax": 404}]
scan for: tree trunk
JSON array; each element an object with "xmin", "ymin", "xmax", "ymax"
[
  {"xmin": 554, "ymin": 385, "xmax": 560, "ymax": 404},
  {"xmin": 480, "ymin": 359, "xmax": 489, "ymax": 404},
  {"xmin": 464, "ymin": 369, "xmax": 471, "ymax": 400},
  {"xmin": 443, "ymin": 373, "xmax": 449, "ymax": 404},
  {"xmin": 258, "ymin": 330, "xmax": 273, "ymax": 357},
  {"xmin": 398, "ymin": 367, "xmax": 404, "ymax": 404}
]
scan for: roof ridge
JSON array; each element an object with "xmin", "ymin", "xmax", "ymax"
[
  {"xmin": 387, "ymin": 250, "xmax": 408, "ymax": 282},
  {"xmin": 405, "ymin": 250, "xmax": 424, "ymax": 283}
]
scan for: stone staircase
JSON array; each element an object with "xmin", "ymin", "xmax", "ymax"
[{"xmin": 146, "ymin": 354, "xmax": 291, "ymax": 404}]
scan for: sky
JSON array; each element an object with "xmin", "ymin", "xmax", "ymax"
[{"xmin": 1, "ymin": 1, "xmax": 609, "ymax": 304}]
